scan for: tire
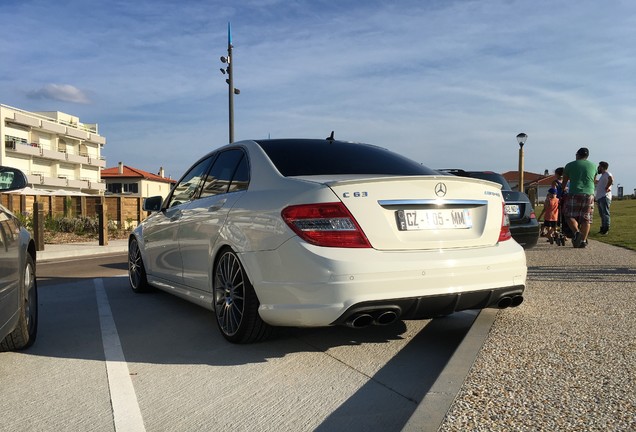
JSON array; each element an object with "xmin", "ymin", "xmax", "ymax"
[
  {"xmin": 213, "ymin": 248, "xmax": 271, "ymax": 343},
  {"xmin": 128, "ymin": 237, "xmax": 153, "ymax": 293},
  {"xmin": 1, "ymin": 254, "xmax": 38, "ymax": 351}
]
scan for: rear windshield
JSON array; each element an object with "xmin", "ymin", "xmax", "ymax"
[
  {"xmin": 255, "ymin": 139, "xmax": 437, "ymax": 177},
  {"xmin": 465, "ymin": 172, "xmax": 512, "ymax": 190}
]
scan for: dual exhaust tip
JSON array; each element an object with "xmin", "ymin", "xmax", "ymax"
[
  {"xmin": 345, "ymin": 294, "xmax": 524, "ymax": 328},
  {"xmin": 345, "ymin": 309, "xmax": 399, "ymax": 329},
  {"xmin": 497, "ymin": 295, "xmax": 524, "ymax": 309}
]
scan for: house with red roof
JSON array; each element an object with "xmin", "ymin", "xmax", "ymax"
[
  {"xmin": 528, "ymin": 172, "xmax": 564, "ymax": 202},
  {"xmin": 501, "ymin": 170, "xmax": 548, "ymax": 192},
  {"xmin": 101, "ymin": 162, "xmax": 175, "ymax": 199},
  {"xmin": 502, "ymin": 170, "xmax": 554, "ymax": 206}
]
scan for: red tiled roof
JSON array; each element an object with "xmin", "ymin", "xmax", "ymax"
[
  {"xmin": 102, "ymin": 165, "xmax": 175, "ymax": 184},
  {"xmin": 533, "ymin": 175, "xmax": 560, "ymax": 186},
  {"xmin": 501, "ymin": 170, "xmax": 547, "ymax": 183}
]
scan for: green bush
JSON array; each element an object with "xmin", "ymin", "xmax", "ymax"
[
  {"xmin": 55, "ymin": 215, "xmax": 100, "ymax": 235},
  {"xmin": 16, "ymin": 212, "xmax": 33, "ymax": 231},
  {"xmin": 18, "ymin": 212, "xmax": 131, "ymax": 241}
]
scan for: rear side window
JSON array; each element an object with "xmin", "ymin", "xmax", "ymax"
[
  {"xmin": 168, "ymin": 156, "xmax": 214, "ymax": 207},
  {"xmin": 200, "ymin": 149, "xmax": 248, "ymax": 198},
  {"xmin": 255, "ymin": 139, "xmax": 436, "ymax": 176},
  {"xmin": 228, "ymin": 155, "xmax": 249, "ymax": 193}
]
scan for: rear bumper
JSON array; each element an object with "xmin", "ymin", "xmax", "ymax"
[
  {"xmin": 331, "ymin": 285, "xmax": 524, "ymax": 326},
  {"xmin": 240, "ymin": 239, "xmax": 527, "ymax": 327}
]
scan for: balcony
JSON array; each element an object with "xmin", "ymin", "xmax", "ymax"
[
  {"xmin": 40, "ymin": 120, "xmax": 66, "ymax": 134},
  {"xmin": 28, "ymin": 173, "xmax": 44, "ymax": 185},
  {"xmin": 66, "ymin": 153, "xmax": 89, "ymax": 164},
  {"xmin": 66, "ymin": 127, "xmax": 89, "ymax": 140},
  {"xmin": 42, "ymin": 176, "xmax": 69, "ymax": 188},
  {"xmin": 41, "ymin": 148, "xmax": 67, "ymax": 162},
  {"xmin": 87, "ymin": 181, "xmax": 106, "ymax": 192},
  {"xmin": 67, "ymin": 178, "xmax": 89, "ymax": 189},
  {"xmin": 13, "ymin": 112, "xmax": 41, "ymax": 128},
  {"xmin": 6, "ymin": 141, "xmax": 104, "ymax": 167},
  {"xmin": 6, "ymin": 141, "xmax": 41, "ymax": 156}
]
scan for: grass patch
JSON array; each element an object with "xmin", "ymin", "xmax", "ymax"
[{"xmin": 587, "ymin": 199, "xmax": 636, "ymax": 250}]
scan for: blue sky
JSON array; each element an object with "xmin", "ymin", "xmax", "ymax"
[{"xmin": 2, "ymin": 0, "xmax": 635, "ymax": 192}]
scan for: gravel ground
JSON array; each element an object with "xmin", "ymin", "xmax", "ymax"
[{"xmin": 439, "ymin": 239, "xmax": 636, "ymax": 431}]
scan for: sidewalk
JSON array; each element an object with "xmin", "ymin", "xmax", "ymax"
[
  {"xmin": 37, "ymin": 238, "xmax": 129, "ymax": 261},
  {"xmin": 438, "ymin": 239, "xmax": 636, "ymax": 431}
]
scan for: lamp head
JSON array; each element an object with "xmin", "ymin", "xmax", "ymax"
[{"xmin": 516, "ymin": 133, "xmax": 527, "ymax": 147}]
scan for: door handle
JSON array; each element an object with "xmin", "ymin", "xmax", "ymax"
[
  {"xmin": 208, "ymin": 199, "xmax": 227, "ymax": 212},
  {"xmin": 169, "ymin": 210, "xmax": 182, "ymax": 222}
]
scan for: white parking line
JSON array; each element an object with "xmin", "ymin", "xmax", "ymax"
[{"xmin": 95, "ymin": 279, "xmax": 146, "ymax": 432}]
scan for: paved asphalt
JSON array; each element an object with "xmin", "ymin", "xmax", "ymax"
[
  {"xmin": 36, "ymin": 239, "xmax": 494, "ymax": 431},
  {"xmin": 34, "ymin": 238, "xmax": 636, "ymax": 431}
]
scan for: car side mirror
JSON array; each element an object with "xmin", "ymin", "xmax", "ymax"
[
  {"xmin": 0, "ymin": 166, "xmax": 28, "ymax": 192},
  {"xmin": 143, "ymin": 196, "xmax": 164, "ymax": 212}
]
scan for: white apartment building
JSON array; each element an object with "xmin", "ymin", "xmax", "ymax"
[{"xmin": 0, "ymin": 103, "xmax": 106, "ymax": 194}]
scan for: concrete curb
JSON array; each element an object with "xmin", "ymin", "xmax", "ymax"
[
  {"xmin": 37, "ymin": 239, "xmax": 129, "ymax": 262},
  {"xmin": 402, "ymin": 308, "xmax": 498, "ymax": 432}
]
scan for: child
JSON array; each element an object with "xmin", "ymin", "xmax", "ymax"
[
  {"xmin": 538, "ymin": 188, "xmax": 560, "ymax": 244},
  {"xmin": 552, "ymin": 167, "xmax": 565, "ymax": 198}
]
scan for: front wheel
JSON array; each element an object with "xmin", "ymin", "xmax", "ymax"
[
  {"xmin": 1, "ymin": 254, "xmax": 38, "ymax": 351},
  {"xmin": 128, "ymin": 237, "xmax": 153, "ymax": 293},
  {"xmin": 213, "ymin": 249, "xmax": 271, "ymax": 343}
]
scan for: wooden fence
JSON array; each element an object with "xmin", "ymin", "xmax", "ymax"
[{"xmin": 0, "ymin": 193, "xmax": 147, "ymax": 228}]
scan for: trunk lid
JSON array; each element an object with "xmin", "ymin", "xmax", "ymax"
[{"xmin": 323, "ymin": 175, "xmax": 505, "ymax": 250}]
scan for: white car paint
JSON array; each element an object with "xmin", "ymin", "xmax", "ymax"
[{"xmin": 131, "ymin": 139, "xmax": 527, "ymax": 340}]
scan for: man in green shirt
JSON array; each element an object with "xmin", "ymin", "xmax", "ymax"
[{"xmin": 562, "ymin": 147, "xmax": 597, "ymax": 248}]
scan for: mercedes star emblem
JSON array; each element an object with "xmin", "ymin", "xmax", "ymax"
[{"xmin": 435, "ymin": 182, "xmax": 447, "ymax": 197}]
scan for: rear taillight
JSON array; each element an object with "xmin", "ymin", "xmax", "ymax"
[
  {"xmin": 499, "ymin": 203, "xmax": 512, "ymax": 242},
  {"xmin": 281, "ymin": 202, "xmax": 371, "ymax": 248},
  {"xmin": 530, "ymin": 211, "xmax": 537, "ymax": 219}
]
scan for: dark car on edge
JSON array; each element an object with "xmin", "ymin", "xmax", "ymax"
[{"xmin": 438, "ymin": 169, "xmax": 539, "ymax": 249}]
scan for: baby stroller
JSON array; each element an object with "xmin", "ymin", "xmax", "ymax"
[{"xmin": 554, "ymin": 193, "xmax": 570, "ymax": 246}]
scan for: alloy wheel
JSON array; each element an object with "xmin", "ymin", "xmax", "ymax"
[
  {"xmin": 129, "ymin": 239, "xmax": 143, "ymax": 288},
  {"xmin": 214, "ymin": 251, "xmax": 246, "ymax": 337},
  {"xmin": 24, "ymin": 259, "xmax": 36, "ymax": 334}
]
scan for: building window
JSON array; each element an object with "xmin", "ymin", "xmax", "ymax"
[
  {"xmin": 107, "ymin": 183, "xmax": 122, "ymax": 194},
  {"xmin": 107, "ymin": 182, "xmax": 138, "ymax": 194},
  {"xmin": 123, "ymin": 183, "xmax": 138, "ymax": 193}
]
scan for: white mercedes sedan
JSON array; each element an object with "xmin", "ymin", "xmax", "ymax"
[{"xmin": 128, "ymin": 138, "xmax": 526, "ymax": 343}]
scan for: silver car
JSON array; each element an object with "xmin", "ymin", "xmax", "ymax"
[{"xmin": 0, "ymin": 166, "xmax": 38, "ymax": 351}]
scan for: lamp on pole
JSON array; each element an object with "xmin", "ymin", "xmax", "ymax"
[
  {"xmin": 516, "ymin": 133, "xmax": 528, "ymax": 193},
  {"xmin": 219, "ymin": 22, "xmax": 240, "ymax": 143}
]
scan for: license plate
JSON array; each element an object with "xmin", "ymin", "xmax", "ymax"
[
  {"xmin": 396, "ymin": 209, "xmax": 473, "ymax": 231},
  {"xmin": 505, "ymin": 204, "xmax": 520, "ymax": 215}
]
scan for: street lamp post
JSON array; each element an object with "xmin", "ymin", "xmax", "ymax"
[
  {"xmin": 516, "ymin": 133, "xmax": 528, "ymax": 193},
  {"xmin": 220, "ymin": 22, "xmax": 240, "ymax": 143}
]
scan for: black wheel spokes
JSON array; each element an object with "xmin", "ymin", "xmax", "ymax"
[
  {"xmin": 24, "ymin": 262, "xmax": 36, "ymax": 332},
  {"xmin": 129, "ymin": 241, "xmax": 142, "ymax": 287},
  {"xmin": 215, "ymin": 252, "xmax": 245, "ymax": 336}
]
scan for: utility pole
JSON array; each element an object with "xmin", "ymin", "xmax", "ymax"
[{"xmin": 220, "ymin": 22, "xmax": 240, "ymax": 143}]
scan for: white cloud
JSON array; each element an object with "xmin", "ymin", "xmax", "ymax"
[{"xmin": 27, "ymin": 84, "xmax": 91, "ymax": 104}]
